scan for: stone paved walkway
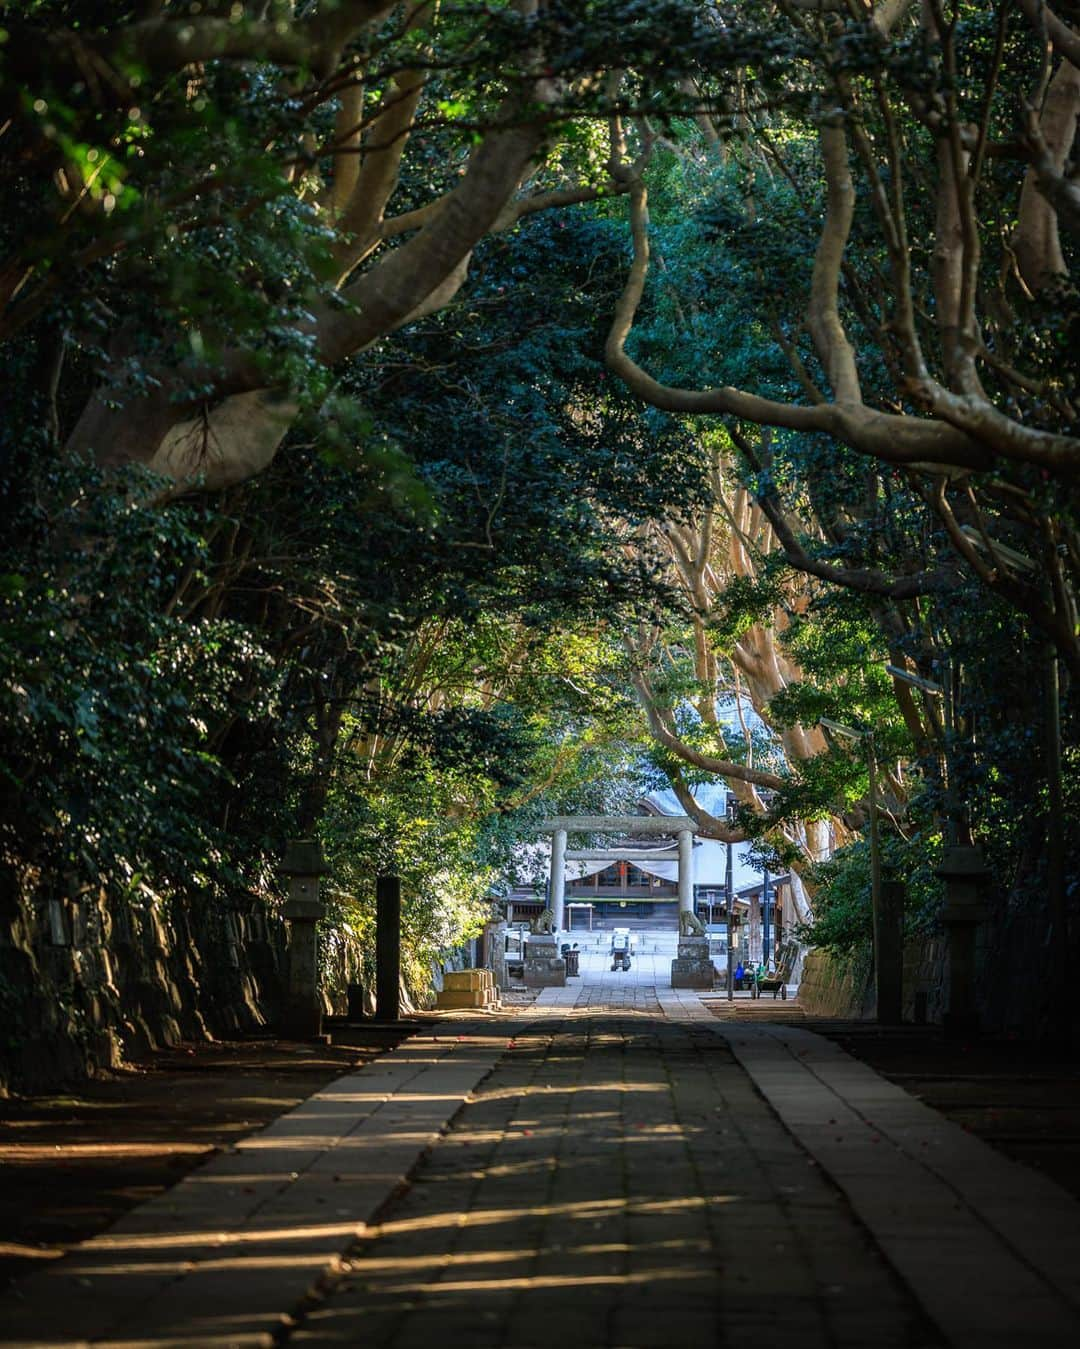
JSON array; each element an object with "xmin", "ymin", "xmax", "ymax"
[
  {"xmin": 0, "ymin": 1035, "xmax": 505, "ymax": 1349},
  {"xmin": 291, "ymin": 1015, "xmax": 939, "ymax": 1349},
  {"xmin": 574, "ymin": 984, "xmax": 661, "ymax": 1013},
  {"xmin": 3, "ymin": 974, "xmax": 1080, "ymax": 1349}
]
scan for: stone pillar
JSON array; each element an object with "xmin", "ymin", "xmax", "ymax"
[
  {"xmin": 877, "ymin": 879, "xmax": 905, "ymax": 1025},
  {"xmin": 375, "ymin": 874, "xmax": 402, "ymax": 1022},
  {"xmin": 281, "ymin": 839, "xmax": 328, "ymax": 1039},
  {"xmin": 490, "ymin": 921, "xmax": 509, "ymax": 990},
  {"xmin": 550, "ymin": 827, "xmax": 567, "ymax": 933},
  {"xmin": 749, "ymin": 893, "xmax": 761, "ymax": 962},
  {"xmin": 677, "ymin": 829, "xmax": 694, "ymax": 916},
  {"xmin": 936, "ymin": 846, "xmax": 988, "ymax": 1038},
  {"xmin": 673, "ymin": 833, "xmax": 710, "ymax": 990}
]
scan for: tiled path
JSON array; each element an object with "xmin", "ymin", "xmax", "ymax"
[
  {"xmin": 291, "ymin": 1015, "xmax": 940, "ymax": 1349},
  {"xmin": 574, "ymin": 984, "xmax": 661, "ymax": 1013},
  {"xmin": 4, "ymin": 967, "xmax": 1080, "ymax": 1348},
  {"xmin": 0, "ymin": 1036, "xmax": 505, "ymax": 1348}
]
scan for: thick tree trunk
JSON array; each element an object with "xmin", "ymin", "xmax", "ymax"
[
  {"xmin": 66, "ymin": 118, "xmax": 545, "ymax": 489},
  {"xmin": 1015, "ymin": 59, "xmax": 1080, "ymax": 291},
  {"xmin": 70, "ymin": 389, "xmax": 299, "ymax": 489}
]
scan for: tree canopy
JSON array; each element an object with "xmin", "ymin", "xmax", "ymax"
[{"xmin": 1, "ymin": 1, "xmax": 1077, "ymax": 1075}]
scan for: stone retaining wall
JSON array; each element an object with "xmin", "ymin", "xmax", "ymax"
[
  {"xmin": 797, "ymin": 948, "xmax": 873, "ymax": 1018},
  {"xmin": 0, "ymin": 873, "xmax": 290, "ymax": 1094},
  {"xmin": 798, "ymin": 937, "xmax": 949, "ymax": 1022}
]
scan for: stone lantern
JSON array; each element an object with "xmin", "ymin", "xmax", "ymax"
[
  {"xmin": 936, "ymin": 844, "xmax": 988, "ymax": 1037},
  {"xmin": 281, "ymin": 839, "xmax": 329, "ymax": 1039}
]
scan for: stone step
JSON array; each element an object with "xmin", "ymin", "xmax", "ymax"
[
  {"xmin": 442, "ymin": 968, "xmax": 494, "ymax": 993},
  {"xmin": 434, "ymin": 987, "xmax": 495, "ymax": 1009}
]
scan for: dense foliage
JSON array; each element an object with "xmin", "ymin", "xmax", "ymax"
[{"xmin": 1, "ymin": 2, "xmax": 1078, "ymax": 1073}]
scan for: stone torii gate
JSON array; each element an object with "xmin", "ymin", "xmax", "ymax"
[{"xmin": 541, "ymin": 815, "xmax": 697, "ymax": 932}]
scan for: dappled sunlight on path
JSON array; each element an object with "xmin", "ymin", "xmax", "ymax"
[
  {"xmin": 3, "ymin": 983, "xmax": 1080, "ymax": 1348},
  {"xmin": 291, "ymin": 1015, "xmax": 936, "ymax": 1349}
]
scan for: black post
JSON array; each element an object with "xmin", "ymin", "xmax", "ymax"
[
  {"xmin": 375, "ymin": 874, "xmax": 401, "ymax": 1022},
  {"xmin": 762, "ymin": 868, "xmax": 771, "ymax": 965},
  {"xmin": 878, "ymin": 879, "xmax": 905, "ymax": 1025},
  {"xmin": 1045, "ymin": 646, "xmax": 1067, "ymax": 1040},
  {"xmin": 726, "ymin": 838, "xmax": 735, "ymax": 1001},
  {"xmin": 725, "ymin": 795, "xmax": 738, "ymax": 1001}
]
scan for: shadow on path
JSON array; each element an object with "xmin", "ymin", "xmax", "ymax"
[{"xmin": 292, "ymin": 1014, "xmax": 941, "ymax": 1349}]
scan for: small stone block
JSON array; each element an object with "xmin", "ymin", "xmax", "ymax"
[
  {"xmin": 436, "ymin": 987, "xmax": 488, "ymax": 1009},
  {"xmin": 671, "ymin": 957, "xmax": 714, "ymax": 989},
  {"xmin": 524, "ymin": 957, "xmax": 566, "ymax": 988},
  {"xmin": 524, "ymin": 971, "xmax": 566, "ymax": 988},
  {"xmin": 444, "ymin": 970, "xmax": 484, "ymax": 991}
]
